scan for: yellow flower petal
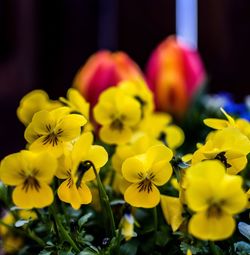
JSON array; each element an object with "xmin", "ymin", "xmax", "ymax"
[
  {"xmin": 56, "ymin": 114, "xmax": 87, "ymax": 142},
  {"xmin": 151, "ymin": 161, "xmax": 172, "ymax": 186},
  {"xmin": 145, "ymin": 145, "xmax": 173, "ymax": 168},
  {"xmin": 100, "ymin": 125, "xmax": 132, "ymax": 144},
  {"xmin": 122, "ymin": 157, "xmax": 147, "ymax": 183},
  {"xmin": 82, "ymin": 145, "xmax": 108, "ymax": 182},
  {"xmin": 219, "ymin": 175, "xmax": 247, "ymax": 214},
  {"xmin": 0, "ymin": 153, "xmax": 24, "ymax": 186},
  {"xmin": 33, "ymin": 152, "xmax": 57, "ymax": 183},
  {"xmin": 55, "ymin": 154, "xmax": 72, "ymax": 179},
  {"xmin": 58, "ymin": 180, "xmax": 82, "ymax": 210},
  {"xmin": 31, "ymin": 110, "xmax": 55, "ymax": 134},
  {"xmin": 93, "ymin": 101, "xmax": 116, "ymax": 125},
  {"xmin": 160, "ymin": 195, "xmax": 184, "ymax": 232},
  {"xmin": 227, "ymin": 156, "xmax": 247, "ymax": 175},
  {"xmin": 58, "ymin": 180, "xmax": 92, "ymax": 209},
  {"xmin": 186, "ymin": 160, "xmax": 225, "ymax": 189},
  {"xmin": 116, "ymin": 96, "xmax": 141, "ymax": 126},
  {"xmin": 77, "ymin": 182, "xmax": 92, "ymax": 205},
  {"xmin": 203, "ymin": 118, "xmax": 230, "ymax": 129},
  {"xmin": 124, "ymin": 183, "xmax": 160, "ymax": 208},
  {"xmin": 24, "ymin": 123, "xmax": 39, "ymax": 144},
  {"xmin": 185, "ymin": 179, "xmax": 212, "ymax": 212},
  {"xmin": 188, "ymin": 211, "xmax": 235, "ymax": 241},
  {"xmin": 13, "ymin": 182, "xmax": 54, "ymax": 209},
  {"xmin": 29, "ymin": 136, "xmax": 64, "ymax": 157},
  {"xmin": 164, "ymin": 125, "xmax": 185, "ymax": 149},
  {"xmin": 72, "ymin": 132, "xmax": 93, "ymax": 163}
]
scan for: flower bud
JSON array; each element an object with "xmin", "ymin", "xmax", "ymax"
[
  {"xmin": 73, "ymin": 50, "xmax": 145, "ymax": 107},
  {"xmin": 146, "ymin": 36, "xmax": 206, "ymax": 117}
]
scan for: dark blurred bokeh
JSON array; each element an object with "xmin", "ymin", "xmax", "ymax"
[{"xmin": 0, "ymin": 0, "xmax": 250, "ymax": 158}]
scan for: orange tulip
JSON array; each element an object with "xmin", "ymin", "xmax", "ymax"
[
  {"xmin": 146, "ymin": 36, "xmax": 206, "ymax": 117},
  {"xmin": 73, "ymin": 50, "xmax": 145, "ymax": 106}
]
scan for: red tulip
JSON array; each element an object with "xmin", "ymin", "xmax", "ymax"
[
  {"xmin": 73, "ymin": 50, "xmax": 145, "ymax": 106},
  {"xmin": 146, "ymin": 36, "xmax": 206, "ymax": 117}
]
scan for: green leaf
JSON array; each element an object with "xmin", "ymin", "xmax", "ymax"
[
  {"xmin": 78, "ymin": 212, "xmax": 93, "ymax": 228},
  {"xmin": 38, "ymin": 250, "xmax": 53, "ymax": 255},
  {"xmin": 79, "ymin": 247, "xmax": 99, "ymax": 255},
  {"xmin": 120, "ymin": 241, "xmax": 138, "ymax": 255}
]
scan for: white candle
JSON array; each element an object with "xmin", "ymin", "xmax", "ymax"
[{"xmin": 176, "ymin": 0, "xmax": 197, "ymax": 49}]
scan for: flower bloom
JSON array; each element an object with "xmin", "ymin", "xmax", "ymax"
[
  {"xmin": 192, "ymin": 127, "xmax": 250, "ymax": 175},
  {"xmin": 120, "ymin": 211, "xmax": 137, "ymax": 241},
  {"xmin": 111, "ymin": 133, "xmax": 160, "ymax": 194},
  {"xmin": 0, "ymin": 213, "xmax": 23, "ymax": 253},
  {"xmin": 24, "ymin": 107, "xmax": 87, "ymax": 157},
  {"xmin": 122, "ymin": 145, "xmax": 173, "ymax": 208},
  {"xmin": 145, "ymin": 36, "xmax": 205, "ymax": 117},
  {"xmin": 186, "ymin": 160, "xmax": 247, "ymax": 241},
  {"xmin": 56, "ymin": 132, "xmax": 108, "ymax": 210},
  {"xmin": 204, "ymin": 108, "xmax": 250, "ymax": 140},
  {"xmin": 93, "ymin": 87, "xmax": 141, "ymax": 144},
  {"xmin": 118, "ymin": 80, "xmax": 154, "ymax": 119},
  {"xmin": 73, "ymin": 50, "xmax": 145, "ymax": 107},
  {"xmin": 139, "ymin": 112, "xmax": 185, "ymax": 150},
  {"xmin": 17, "ymin": 89, "xmax": 61, "ymax": 126},
  {"xmin": 0, "ymin": 150, "xmax": 57, "ymax": 209}
]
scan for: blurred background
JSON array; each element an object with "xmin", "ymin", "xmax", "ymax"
[{"xmin": 1, "ymin": 0, "xmax": 250, "ymax": 158}]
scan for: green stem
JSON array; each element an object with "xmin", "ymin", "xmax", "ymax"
[
  {"xmin": 209, "ymin": 241, "xmax": 222, "ymax": 255},
  {"xmin": 0, "ymin": 219, "xmax": 45, "ymax": 246},
  {"xmin": 91, "ymin": 162, "xmax": 116, "ymax": 238},
  {"xmin": 173, "ymin": 166, "xmax": 181, "ymax": 182},
  {"xmin": 50, "ymin": 204, "xmax": 80, "ymax": 253}
]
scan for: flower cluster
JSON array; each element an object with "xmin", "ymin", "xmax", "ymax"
[{"xmin": 0, "ymin": 39, "xmax": 250, "ymax": 255}]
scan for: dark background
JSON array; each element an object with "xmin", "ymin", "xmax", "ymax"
[{"xmin": 0, "ymin": 0, "xmax": 250, "ymax": 158}]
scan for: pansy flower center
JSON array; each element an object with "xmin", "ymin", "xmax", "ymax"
[
  {"xmin": 207, "ymin": 203, "xmax": 222, "ymax": 218},
  {"xmin": 20, "ymin": 169, "xmax": 40, "ymax": 192},
  {"xmin": 137, "ymin": 172, "xmax": 155, "ymax": 193},
  {"xmin": 43, "ymin": 126, "xmax": 63, "ymax": 147},
  {"xmin": 110, "ymin": 119, "xmax": 124, "ymax": 131},
  {"xmin": 214, "ymin": 152, "xmax": 231, "ymax": 168}
]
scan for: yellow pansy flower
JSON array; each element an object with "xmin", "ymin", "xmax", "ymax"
[
  {"xmin": 186, "ymin": 160, "xmax": 247, "ymax": 241},
  {"xmin": 0, "ymin": 151, "xmax": 57, "ymax": 209},
  {"xmin": 120, "ymin": 212, "xmax": 137, "ymax": 241},
  {"xmin": 24, "ymin": 107, "xmax": 87, "ymax": 157},
  {"xmin": 17, "ymin": 89, "xmax": 61, "ymax": 126},
  {"xmin": 160, "ymin": 195, "xmax": 184, "ymax": 232},
  {"xmin": 19, "ymin": 210, "xmax": 37, "ymax": 220},
  {"xmin": 204, "ymin": 108, "xmax": 250, "ymax": 140},
  {"xmin": 192, "ymin": 127, "xmax": 250, "ymax": 174},
  {"xmin": 0, "ymin": 213, "xmax": 24, "ymax": 254},
  {"xmin": 111, "ymin": 133, "xmax": 160, "ymax": 194},
  {"xmin": 0, "ymin": 213, "xmax": 14, "ymax": 236},
  {"xmin": 2, "ymin": 234, "xmax": 23, "ymax": 254},
  {"xmin": 139, "ymin": 112, "xmax": 184, "ymax": 150},
  {"xmin": 56, "ymin": 132, "xmax": 108, "ymax": 210},
  {"xmin": 112, "ymin": 133, "xmax": 160, "ymax": 174},
  {"xmin": 118, "ymin": 79, "xmax": 154, "ymax": 118},
  {"xmin": 93, "ymin": 87, "xmax": 141, "ymax": 144},
  {"xmin": 122, "ymin": 145, "xmax": 173, "ymax": 208}
]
